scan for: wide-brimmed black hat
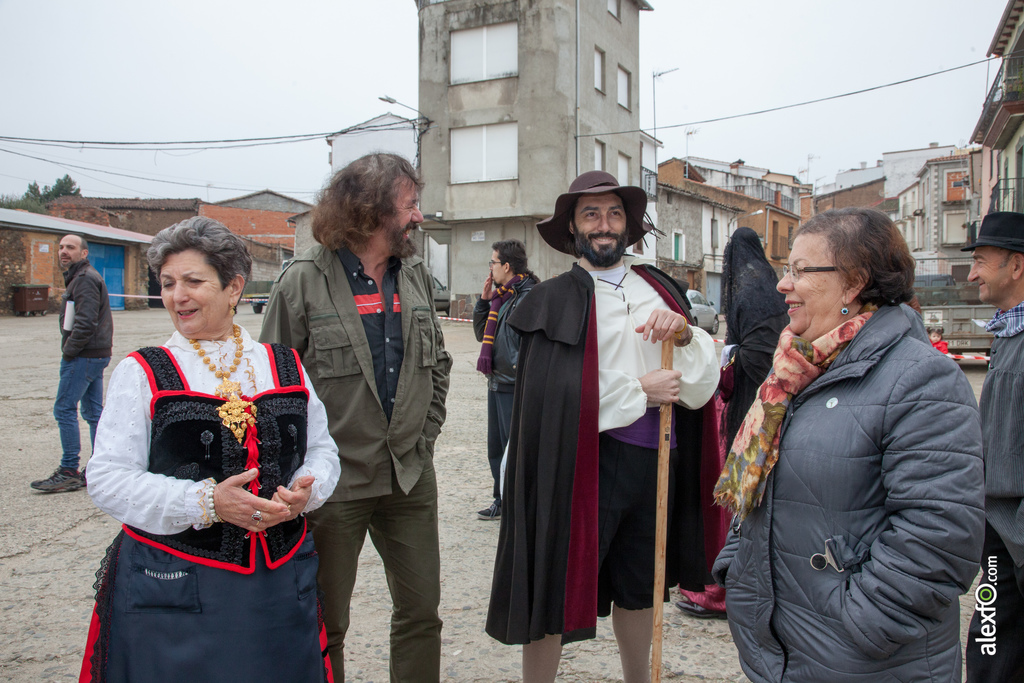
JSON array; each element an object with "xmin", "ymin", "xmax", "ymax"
[
  {"xmin": 961, "ymin": 211, "xmax": 1024, "ymax": 253},
  {"xmin": 536, "ymin": 170, "xmax": 649, "ymax": 255}
]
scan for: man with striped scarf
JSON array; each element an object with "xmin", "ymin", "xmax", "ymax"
[{"xmin": 473, "ymin": 239, "xmax": 537, "ymax": 520}]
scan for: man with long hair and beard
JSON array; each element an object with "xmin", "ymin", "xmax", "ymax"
[
  {"xmin": 261, "ymin": 153, "xmax": 452, "ymax": 683},
  {"xmin": 486, "ymin": 171, "xmax": 719, "ymax": 682}
]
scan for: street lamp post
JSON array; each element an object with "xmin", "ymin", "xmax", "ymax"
[
  {"xmin": 651, "ymin": 67, "xmax": 678, "ymax": 142},
  {"xmin": 379, "ymin": 95, "xmax": 431, "ymax": 169}
]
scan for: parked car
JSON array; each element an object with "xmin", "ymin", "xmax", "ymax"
[
  {"xmin": 243, "ymin": 280, "xmax": 273, "ymax": 314},
  {"xmin": 433, "ymin": 276, "xmax": 451, "ymax": 314},
  {"xmin": 686, "ymin": 290, "xmax": 720, "ymax": 335}
]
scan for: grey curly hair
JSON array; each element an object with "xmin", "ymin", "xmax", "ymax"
[{"xmin": 147, "ymin": 217, "xmax": 252, "ymax": 288}]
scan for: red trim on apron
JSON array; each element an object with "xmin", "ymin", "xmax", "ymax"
[
  {"xmin": 78, "ymin": 605, "xmax": 101, "ymax": 683},
  {"xmin": 123, "ymin": 525, "xmax": 257, "ymax": 574}
]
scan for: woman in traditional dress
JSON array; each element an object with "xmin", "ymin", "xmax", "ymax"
[
  {"xmin": 80, "ymin": 217, "xmax": 340, "ymax": 683},
  {"xmin": 677, "ymin": 226, "xmax": 789, "ymax": 619}
]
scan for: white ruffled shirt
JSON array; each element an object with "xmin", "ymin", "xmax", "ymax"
[
  {"xmin": 590, "ymin": 260, "xmax": 720, "ymax": 431},
  {"xmin": 87, "ymin": 327, "xmax": 340, "ymax": 535}
]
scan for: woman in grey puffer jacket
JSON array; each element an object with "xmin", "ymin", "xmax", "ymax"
[{"xmin": 712, "ymin": 208, "xmax": 985, "ymax": 682}]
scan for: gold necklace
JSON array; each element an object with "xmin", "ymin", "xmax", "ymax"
[{"xmin": 190, "ymin": 324, "xmax": 256, "ymax": 443}]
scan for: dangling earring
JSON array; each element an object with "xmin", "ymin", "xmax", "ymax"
[{"xmin": 840, "ymin": 304, "xmax": 849, "ymax": 315}]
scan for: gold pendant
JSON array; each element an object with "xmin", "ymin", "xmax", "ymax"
[
  {"xmin": 215, "ymin": 379, "xmax": 242, "ymax": 399},
  {"xmin": 216, "ymin": 390, "xmax": 256, "ymax": 443}
]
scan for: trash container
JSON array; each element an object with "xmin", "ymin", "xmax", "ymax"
[{"xmin": 12, "ymin": 284, "xmax": 50, "ymax": 316}]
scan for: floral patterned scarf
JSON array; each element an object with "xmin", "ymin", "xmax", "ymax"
[{"xmin": 713, "ymin": 304, "xmax": 877, "ymax": 521}]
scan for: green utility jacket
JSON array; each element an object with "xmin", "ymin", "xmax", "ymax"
[{"xmin": 260, "ymin": 244, "xmax": 451, "ymax": 502}]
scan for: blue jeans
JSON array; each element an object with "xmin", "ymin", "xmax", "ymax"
[
  {"xmin": 53, "ymin": 356, "xmax": 110, "ymax": 470},
  {"xmin": 487, "ymin": 389, "xmax": 514, "ymax": 500}
]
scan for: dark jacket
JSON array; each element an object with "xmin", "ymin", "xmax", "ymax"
[
  {"xmin": 59, "ymin": 259, "xmax": 113, "ymax": 360},
  {"xmin": 979, "ymin": 327, "xmax": 1024, "ymax": 566},
  {"xmin": 472, "ymin": 276, "xmax": 536, "ymax": 390},
  {"xmin": 713, "ymin": 304, "xmax": 984, "ymax": 682},
  {"xmin": 486, "ymin": 263, "xmax": 711, "ymax": 646},
  {"xmin": 259, "ymin": 244, "xmax": 451, "ymax": 502}
]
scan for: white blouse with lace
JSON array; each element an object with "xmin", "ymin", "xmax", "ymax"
[{"xmin": 87, "ymin": 326, "xmax": 340, "ymax": 535}]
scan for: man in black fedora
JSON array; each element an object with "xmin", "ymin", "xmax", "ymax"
[
  {"xmin": 485, "ymin": 170, "xmax": 720, "ymax": 682},
  {"xmin": 964, "ymin": 211, "xmax": 1024, "ymax": 682}
]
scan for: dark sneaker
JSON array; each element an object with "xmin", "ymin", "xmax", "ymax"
[
  {"xmin": 477, "ymin": 500, "xmax": 501, "ymax": 521},
  {"xmin": 30, "ymin": 467, "xmax": 85, "ymax": 493}
]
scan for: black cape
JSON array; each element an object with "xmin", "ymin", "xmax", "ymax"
[{"xmin": 485, "ymin": 263, "xmax": 712, "ymax": 645}]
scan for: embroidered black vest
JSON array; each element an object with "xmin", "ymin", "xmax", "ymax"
[{"xmin": 125, "ymin": 343, "xmax": 309, "ymax": 573}]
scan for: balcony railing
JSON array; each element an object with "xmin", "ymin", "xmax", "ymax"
[
  {"xmin": 641, "ymin": 166, "xmax": 657, "ymax": 199},
  {"xmin": 721, "ymin": 185, "xmax": 796, "ymax": 213},
  {"xmin": 989, "ymin": 177, "xmax": 1024, "ymax": 213},
  {"xmin": 974, "ymin": 56, "xmax": 1024, "ymax": 143}
]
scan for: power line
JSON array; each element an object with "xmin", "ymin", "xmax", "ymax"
[
  {"xmin": 0, "ymin": 146, "xmax": 294, "ymax": 194},
  {"xmin": 579, "ymin": 56, "xmax": 999, "ymax": 138},
  {"xmin": 0, "ymin": 142, "xmax": 318, "ymax": 194},
  {"xmin": 0, "ymin": 118, "xmax": 419, "ymax": 151}
]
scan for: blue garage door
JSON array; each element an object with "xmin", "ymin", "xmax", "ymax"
[{"xmin": 88, "ymin": 243, "xmax": 125, "ymax": 311}]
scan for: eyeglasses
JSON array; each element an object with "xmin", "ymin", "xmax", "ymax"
[
  {"xmin": 782, "ymin": 265, "xmax": 837, "ymax": 282},
  {"xmin": 488, "ymin": 260, "xmax": 502, "ymax": 267}
]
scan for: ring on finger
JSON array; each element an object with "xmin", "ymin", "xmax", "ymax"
[{"xmin": 251, "ymin": 509, "xmax": 263, "ymax": 524}]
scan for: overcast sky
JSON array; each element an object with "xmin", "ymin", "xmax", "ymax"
[{"xmin": 0, "ymin": 0, "xmax": 1010, "ymax": 204}]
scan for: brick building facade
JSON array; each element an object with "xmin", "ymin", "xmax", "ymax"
[
  {"xmin": 813, "ymin": 177, "xmax": 886, "ymax": 213},
  {"xmin": 0, "ymin": 209, "xmax": 151, "ymax": 316}
]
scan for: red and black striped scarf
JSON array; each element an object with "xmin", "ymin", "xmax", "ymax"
[{"xmin": 477, "ymin": 274, "xmax": 526, "ymax": 374}]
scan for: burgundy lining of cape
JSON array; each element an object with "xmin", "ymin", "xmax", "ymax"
[{"xmin": 563, "ymin": 299, "xmax": 601, "ymax": 634}]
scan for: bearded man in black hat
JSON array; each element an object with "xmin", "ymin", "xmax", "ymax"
[
  {"xmin": 964, "ymin": 211, "xmax": 1024, "ymax": 683},
  {"xmin": 485, "ymin": 171, "xmax": 719, "ymax": 682}
]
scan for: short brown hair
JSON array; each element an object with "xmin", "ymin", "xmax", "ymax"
[
  {"xmin": 796, "ymin": 208, "xmax": 915, "ymax": 307},
  {"xmin": 311, "ymin": 153, "xmax": 423, "ymax": 252}
]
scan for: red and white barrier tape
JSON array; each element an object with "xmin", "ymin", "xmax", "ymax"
[{"xmin": 945, "ymin": 352, "xmax": 990, "ymax": 362}]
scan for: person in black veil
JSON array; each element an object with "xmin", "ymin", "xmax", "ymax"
[
  {"xmin": 677, "ymin": 225, "xmax": 789, "ymax": 619},
  {"xmin": 720, "ymin": 226, "xmax": 790, "ymax": 446}
]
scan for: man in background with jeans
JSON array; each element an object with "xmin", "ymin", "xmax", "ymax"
[{"xmin": 31, "ymin": 234, "xmax": 112, "ymax": 493}]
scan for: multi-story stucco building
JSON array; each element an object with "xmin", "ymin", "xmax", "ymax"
[
  {"xmin": 972, "ymin": 0, "xmax": 1024, "ymax": 216},
  {"xmin": 684, "ymin": 157, "xmax": 805, "ymax": 217},
  {"xmin": 416, "ymin": 0, "xmax": 652, "ymax": 313}
]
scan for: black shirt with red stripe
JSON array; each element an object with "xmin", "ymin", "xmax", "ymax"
[{"xmin": 338, "ymin": 248, "xmax": 404, "ymax": 421}]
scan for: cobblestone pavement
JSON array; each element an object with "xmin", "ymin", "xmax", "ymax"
[{"xmin": 0, "ymin": 309, "xmax": 987, "ymax": 681}]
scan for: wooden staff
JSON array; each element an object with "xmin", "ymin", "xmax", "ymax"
[{"xmin": 651, "ymin": 338, "xmax": 674, "ymax": 683}]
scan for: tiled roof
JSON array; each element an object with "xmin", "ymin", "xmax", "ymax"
[
  {"xmin": 872, "ymin": 197, "xmax": 899, "ymax": 212},
  {"xmin": 0, "ymin": 207, "xmax": 152, "ymax": 243},
  {"xmin": 48, "ymin": 197, "xmax": 202, "ymax": 211},
  {"xmin": 925, "ymin": 153, "xmax": 971, "ymax": 164}
]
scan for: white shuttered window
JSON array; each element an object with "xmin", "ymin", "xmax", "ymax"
[
  {"xmin": 451, "ymin": 123, "xmax": 518, "ymax": 183},
  {"xmin": 617, "ymin": 153, "xmax": 630, "ymax": 186},
  {"xmin": 617, "ymin": 66, "xmax": 630, "ymax": 109},
  {"xmin": 451, "ymin": 23, "xmax": 518, "ymax": 84}
]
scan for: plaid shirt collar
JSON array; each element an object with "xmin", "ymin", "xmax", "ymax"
[{"xmin": 986, "ymin": 300, "xmax": 1024, "ymax": 338}]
